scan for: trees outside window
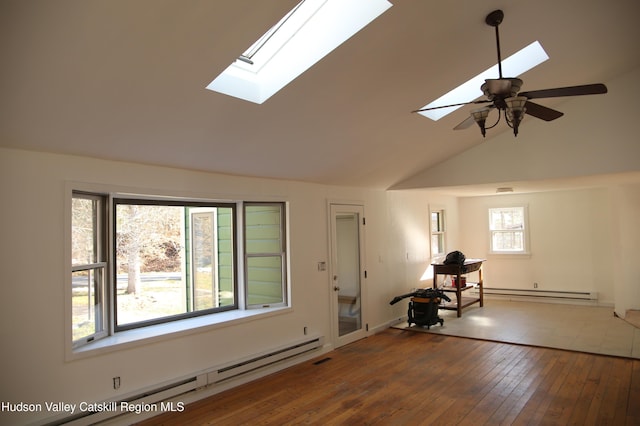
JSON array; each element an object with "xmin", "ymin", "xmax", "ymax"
[
  {"xmin": 488, "ymin": 206, "xmax": 529, "ymax": 254},
  {"xmin": 113, "ymin": 200, "xmax": 237, "ymax": 330}
]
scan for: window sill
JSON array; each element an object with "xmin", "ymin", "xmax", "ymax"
[
  {"xmin": 488, "ymin": 252, "xmax": 532, "ymax": 259},
  {"xmin": 68, "ymin": 306, "xmax": 291, "ymax": 361}
]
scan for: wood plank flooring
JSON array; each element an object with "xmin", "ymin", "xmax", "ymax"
[{"xmin": 137, "ymin": 328, "xmax": 640, "ymax": 425}]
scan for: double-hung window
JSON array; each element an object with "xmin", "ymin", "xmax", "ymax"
[
  {"xmin": 71, "ymin": 191, "xmax": 289, "ymax": 348},
  {"xmin": 488, "ymin": 206, "xmax": 529, "ymax": 254},
  {"xmin": 430, "ymin": 209, "xmax": 446, "ymax": 258},
  {"xmin": 244, "ymin": 203, "xmax": 287, "ymax": 307},
  {"xmin": 71, "ymin": 193, "xmax": 108, "ymax": 346}
]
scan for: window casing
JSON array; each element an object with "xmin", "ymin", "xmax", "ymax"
[
  {"xmin": 488, "ymin": 206, "xmax": 529, "ymax": 254},
  {"xmin": 71, "ymin": 191, "xmax": 289, "ymax": 348}
]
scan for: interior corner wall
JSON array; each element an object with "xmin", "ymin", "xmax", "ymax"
[
  {"xmin": 0, "ymin": 147, "xmax": 412, "ymax": 425},
  {"xmin": 384, "ymin": 190, "xmax": 459, "ymax": 313},
  {"xmin": 457, "ymin": 188, "xmax": 615, "ymax": 305},
  {"xmin": 609, "ymin": 183, "xmax": 640, "ymax": 316}
]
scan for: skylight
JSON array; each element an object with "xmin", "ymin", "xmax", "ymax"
[
  {"xmin": 207, "ymin": 0, "xmax": 393, "ymax": 104},
  {"xmin": 417, "ymin": 41, "xmax": 549, "ymax": 121}
]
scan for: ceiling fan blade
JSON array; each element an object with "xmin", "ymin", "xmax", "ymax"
[
  {"xmin": 524, "ymin": 101, "xmax": 564, "ymax": 121},
  {"xmin": 453, "ymin": 115, "xmax": 475, "ymax": 130},
  {"xmin": 412, "ymin": 99, "xmax": 491, "ymax": 113},
  {"xmin": 519, "ymin": 83, "xmax": 607, "ymax": 100}
]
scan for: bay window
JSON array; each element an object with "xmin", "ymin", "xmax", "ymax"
[{"xmin": 71, "ymin": 190, "xmax": 289, "ymax": 348}]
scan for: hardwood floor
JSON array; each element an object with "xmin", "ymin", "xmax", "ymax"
[{"xmin": 138, "ymin": 328, "xmax": 640, "ymax": 425}]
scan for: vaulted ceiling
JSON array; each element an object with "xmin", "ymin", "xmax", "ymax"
[{"xmin": 1, "ymin": 0, "xmax": 639, "ymax": 189}]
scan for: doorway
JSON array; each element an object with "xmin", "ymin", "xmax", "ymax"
[{"xmin": 329, "ymin": 203, "xmax": 366, "ymax": 347}]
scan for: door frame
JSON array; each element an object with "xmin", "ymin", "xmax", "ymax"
[{"xmin": 328, "ymin": 202, "xmax": 367, "ymax": 348}]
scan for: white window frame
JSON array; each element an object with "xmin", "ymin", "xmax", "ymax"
[
  {"xmin": 190, "ymin": 208, "xmax": 221, "ymax": 310},
  {"xmin": 429, "ymin": 207, "xmax": 446, "ymax": 259},
  {"xmin": 66, "ymin": 183, "xmax": 291, "ymax": 358},
  {"xmin": 244, "ymin": 202, "xmax": 288, "ymax": 308},
  {"xmin": 71, "ymin": 192, "xmax": 108, "ymax": 348},
  {"xmin": 488, "ymin": 205, "xmax": 530, "ymax": 255}
]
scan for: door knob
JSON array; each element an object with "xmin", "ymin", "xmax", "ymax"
[{"xmin": 334, "ymin": 286, "xmax": 340, "ymax": 291}]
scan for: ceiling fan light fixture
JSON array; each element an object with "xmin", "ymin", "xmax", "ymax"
[
  {"xmin": 505, "ymin": 96, "xmax": 528, "ymax": 136},
  {"xmin": 414, "ymin": 9, "xmax": 607, "ymax": 139},
  {"xmin": 471, "ymin": 107, "xmax": 491, "ymax": 137},
  {"xmin": 416, "ymin": 42, "xmax": 548, "ymax": 121},
  {"xmin": 481, "ymin": 78, "xmax": 522, "ymax": 98},
  {"xmin": 508, "ymin": 78, "xmax": 523, "ymax": 96}
]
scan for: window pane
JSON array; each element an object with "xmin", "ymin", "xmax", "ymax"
[
  {"xmin": 246, "ymin": 256, "xmax": 283, "ymax": 305},
  {"xmin": 492, "ymin": 231, "xmax": 524, "ymax": 251},
  {"xmin": 192, "ymin": 210, "xmax": 217, "ymax": 310},
  {"xmin": 489, "ymin": 207, "xmax": 524, "ymax": 231},
  {"xmin": 431, "ymin": 234, "xmax": 444, "ymax": 255},
  {"xmin": 115, "ymin": 202, "xmax": 235, "ymax": 328},
  {"xmin": 72, "ymin": 197, "xmax": 98, "ymax": 266},
  {"xmin": 72, "ymin": 268, "xmax": 103, "ymax": 341},
  {"xmin": 245, "ymin": 204, "xmax": 286, "ymax": 307},
  {"xmin": 216, "ymin": 208, "xmax": 235, "ymax": 307},
  {"xmin": 431, "ymin": 211, "xmax": 443, "ymax": 232},
  {"xmin": 245, "ymin": 205, "xmax": 282, "ymax": 253}
]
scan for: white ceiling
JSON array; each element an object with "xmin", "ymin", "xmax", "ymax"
[{"xmin": 1, "ymin": 0, "xmax": 639, "ymax": 190}]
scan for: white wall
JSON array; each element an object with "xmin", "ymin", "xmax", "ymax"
[
  {"xmin": 458, "ymin": 188, "xmax": 616, "ymax": 305},
  {"xmin": 0, "ymin": 148, "xmax": 409, "ymax": 425},
  {"xmin": 609, "ymin": 183, "xmax": 640, "ymax": 316},
  {"xmin": 385, "ymin": 190, "xmax": 460, "ymax": 319}
]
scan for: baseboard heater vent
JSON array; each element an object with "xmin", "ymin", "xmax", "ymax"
[
  {"xmin": 208, "ymin": 336, "xmax": 324, "ymax": 384},
  {"xmin": 480, "ymin": 287, "xmax": 597, "ymax": 301},
  {"xmin": 55, "ymin": 375, "xmax": 206, "ymax": 426}
]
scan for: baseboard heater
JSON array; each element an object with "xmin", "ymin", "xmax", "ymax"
[
  {"xmin": 208, "ymin": 336, "xmax": 324, "ymax": 383},
  {"xmin": 53, "ymin": 376, "xmax": 205, "ymax": 426},
  {"xmin": 479, "ymin": 287, "xmax": 597, "ymax": 301},
  {"xmin": 49, "ymin": 336, "xmax": 323, "ymax": 426}
]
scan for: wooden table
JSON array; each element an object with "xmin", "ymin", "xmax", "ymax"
[{"xmin": 432, "ymin": 259, "xmax": 484, "ymax": 317}]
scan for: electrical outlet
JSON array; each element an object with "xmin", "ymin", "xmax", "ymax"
[
  {"xmin": 113, "ymin": 377, "xmax": 121, "ymax": 389},
  {"xmin": 533, "ymin": 282, "xmax": 538, "ymax": 289}
]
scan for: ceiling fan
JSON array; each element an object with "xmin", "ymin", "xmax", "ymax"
[{"xmin": 414, "ymin": 9, "xmax": 607, "ymax": 137}]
